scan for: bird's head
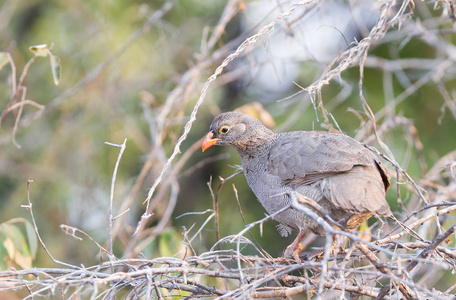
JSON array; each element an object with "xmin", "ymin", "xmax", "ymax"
[{"xmin": 202, "ymin": 112, "xmax": 274, "ymax": 152}]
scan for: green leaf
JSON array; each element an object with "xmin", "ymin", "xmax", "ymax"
[
  {"xmin": 28, "ymin": 44, "xmax": 49, "ymax": 57},
  {"xmin": 25, "ymin": 221, "xmax": 38, "ymax": 259},
  {"xmin": 0, "ymin": 240, "xmax": 10, "ymax": 270},
  {"xmin": 0, "ymin": 52, "xmax": 9, "ymax": 71},
  {"xmin": 49, "ymin": 54, "xmax": 61, "ymax": 86},
  {"xmin": 1, "ymin": 224, "xmax": 33, "ymax": 269}
]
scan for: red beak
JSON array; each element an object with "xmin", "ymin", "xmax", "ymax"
[{"xmin": 202, "ymin": 132, "xmax": 221, "ymax": 152}]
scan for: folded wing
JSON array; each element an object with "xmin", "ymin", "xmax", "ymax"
[{"xmin": 267, "ymin": 131, "xmax": 391, "ymax": 216}]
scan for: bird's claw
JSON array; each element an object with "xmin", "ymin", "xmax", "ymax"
[{"xmin": 283, "ymin": 243, "xmax": 304, "ymax": 261}]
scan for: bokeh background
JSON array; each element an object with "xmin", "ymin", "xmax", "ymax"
[{"xmin": 1, "ymin": 0, "xmax": 456, "ymax": 298}]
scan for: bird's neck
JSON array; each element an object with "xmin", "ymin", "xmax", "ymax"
[{"xmin": 234, "ymin": 128, "xmax": 277, "ymax": 157}]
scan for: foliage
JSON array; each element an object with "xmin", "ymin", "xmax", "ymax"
[{"xmin": 0, "ymin": 218, "xmax": 37, "ymax": 270}]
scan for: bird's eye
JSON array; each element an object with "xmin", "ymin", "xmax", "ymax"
[{"xmin": 219, "ymin": 126, "xmax": 230, "ymax": 134}]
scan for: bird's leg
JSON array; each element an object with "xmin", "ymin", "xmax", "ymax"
[
  {"xmin": 330, "ymin": 234, "xmax": 343, "ymax": 255},
  {"xmin": 283, "ymin": 230, "xmax": 307, "ymax": 260}
]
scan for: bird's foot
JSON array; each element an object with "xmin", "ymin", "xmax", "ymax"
[
  {"xmin": 283, "ymin": 242, "xmax": 304, "ymax": 261},
  {"xmin": 283, "ymin": 230, "xmax": 308, "ymax": 261}
]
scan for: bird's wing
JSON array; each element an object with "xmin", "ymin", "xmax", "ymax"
[
  {"xmin": 267, "ymin": 131, "xmax": 391, "ymax": 215},
  {"xmin": 322, "ymin": 165, "xmax": 391, "ymax": 216},
  {"xmin": 267, "ymin": 131, "xmax": 374, "ymax": 183}
]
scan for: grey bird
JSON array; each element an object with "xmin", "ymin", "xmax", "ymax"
[{"xmin": 202, "ymin": 111, "xmax": 391, "ymax": 259}]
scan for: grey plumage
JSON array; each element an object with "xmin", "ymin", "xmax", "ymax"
[{"xmin": 203, "ymin": 111, "xmax": 391, "ymax": 256}]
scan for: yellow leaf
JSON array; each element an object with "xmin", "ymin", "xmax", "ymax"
[
  {"xmin": 13, "ymin": 249, "xmax": 32, "ymax": 269},
  {"xmin": 3, "ymin": 237, "xmax": 15, "ymax": 260},
  {"xmin": 28, "ymin": 44, "xmax": 49, "ymax": 57},
  {"xmin": 0, "ymin": 52, "xmax": 9, "ymax": 71},
  {"xmin": 235, "ymin": 102, "xmax": 276, "ymax": 128}
]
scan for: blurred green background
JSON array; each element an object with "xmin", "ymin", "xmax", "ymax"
[{"xmin": 1, "ymin": 2, "xmax": 455, "ymax": 292}]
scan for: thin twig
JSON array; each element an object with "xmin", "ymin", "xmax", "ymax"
[
  {"xmin": 22, "ymin": 180, "xmax": 77, "ymax": 269},
  {"xmin": 104, "ymin": 138, "xmax": 128, "ymax": 257}
]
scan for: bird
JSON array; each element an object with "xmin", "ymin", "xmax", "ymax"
[{"xmin": 202, "ymin": 111, "xmax": 391, "ymax": 259}]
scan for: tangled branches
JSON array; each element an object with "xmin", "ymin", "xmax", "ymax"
[
  {"xmin": 2, "ymin": 166, "xmax": 456, "ymax": 299},
  {"xmin": 1, "ymin": 196, "xmax": 456, "ymax": 299}
]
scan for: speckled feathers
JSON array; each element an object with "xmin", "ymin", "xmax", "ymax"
[{"xmin": 203, "ymin": 112, "xmax": 391, "ymax": 237}]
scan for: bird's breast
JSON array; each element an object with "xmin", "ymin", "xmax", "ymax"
[{"xmin": 243, "ymin": 163, "xmax": 289, "ymax": 207}]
